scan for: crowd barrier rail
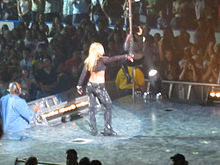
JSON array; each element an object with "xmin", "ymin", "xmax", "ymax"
[{"xmin": 160, "ymin": 80, "xmax": 220, "ymax": 104}]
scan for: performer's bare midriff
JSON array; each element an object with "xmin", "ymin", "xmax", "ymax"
[{"xmin": 89, "ymin": 71, "xmax": 105, "ymax": 84}]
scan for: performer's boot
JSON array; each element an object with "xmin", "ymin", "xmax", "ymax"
[
  {"xmin": 89, "ymin": 109, "xmax": 98, "ymax": 136},
  {"xmin": 121, "ymin": 64, "xmax": 131, "ymax": 84},
  {"xmin": 103, "ymin": 108, "xmax": 117, "ymax": 136}
]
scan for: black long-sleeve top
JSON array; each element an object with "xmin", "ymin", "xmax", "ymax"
[{"xmin": 77, "ymin": 55, "xmax": 128, "ymax": 86}]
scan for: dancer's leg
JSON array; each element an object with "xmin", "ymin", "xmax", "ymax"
[
  {"xmin": 95, "ymin": 84, "xmax": 117, "ymax": 136},
  {"xmin": 86, "ymin": 85, "xmax": 98, "ymax": 136}
]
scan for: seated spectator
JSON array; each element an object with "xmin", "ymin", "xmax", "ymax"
[
  {"xmin": 170, "ymin": 153, "xmax": 188, "ymax": 165},
  {"xmin": 178, "ymin": 47, "xmax": 192, "ymax": 70},
  {"xmin": 34, "ymin": 43, "xmax": 49, "ymax": 61},
  {"xmin": 90, "ymin": 160, "xmax": 102, "ymax": 165},
  {"xmin": 158, "ymin": 27, "xmax": 177, "ymax": 62},
  {"xmin": 204, "ymin": 41, "xmax": 215, "ymax": 63},
  {"xmin": 23, "ymin": 29, "xmax": 36, "ymax": 50},
  {"xmin": 15, "ymin": 40, "xmax": 26, "ymax": 59},
  {"xmin": 175, "ymin": 28, "xmax": 191, "ymax": 56},
  {"xmin": 19, "ymin": 47, "xmax": 33, "ymax": 77},
  {"xmin": 49, "ymin": 16, "xmax": 64, "ymax": 37},
  {"xmin": 161, "ymin": 49, "xmax": 180, "ymax": 81},
  {"xmin": 170, "ymin": 0, "xmax": 185, "ymax": 29},
  {"xmin": 202, "ymin": 53, "xmax": 219, "ymax": 83},
  {"xmin": 193, "ymin": 18, "xmax": 207, "ymax": 55},
  {"xmin": 25, "ymin": 156, "xmax": 38, "ymax": 165},
  {"xmin": 64, "ymin": 51, "xmax": 82, "ymax": 74},
  {"xmin": 192, "ymin": 54, "xmax": 204, "ymax": 78},
  {"xmin": 1, "ymin": 24, "xmax": 9, "ymax": 36},
  {"xmin": 66, "ymin": 149, "xmax": 78, "ymax": 165},
  {"xmin": 4, "ymin": 30, "xmax": 15, "ymax": 48},
  {"xmin": 79, "ymin": 157, "xmax": 90, "ymax": 165},
  {"xmin": 115, "ymin": 65, "xmax": 146, "ymax": 97},
  {"xmin": 35, "ymin": 57, "xmax": 58, "ymax": 98},
  {"xmin": 143, "ymin": 25, "xmax": 153, "ymax": 41},
  {"xmin": 8, "ymin": 66, "xmax": 21, "ymax": 83},
  {"xmin": 157, "ymin": 10, "xmax": 168, "ymax": 29},
  {"xmin": 179, "ymin": 59, "xmax": 198, "ymax": 82},
  {"xmin": 53, "ymin": 61, "xmax": 74, "ymax": 93},
  {"xmin": 18, "ymin": 68, "xmax": 32, "ymax": 100},
  {"xmin": 191, "ymin": 44, "xmax": 200, "ymax": 59},
  {"xmin": 36, "ymin": 13, "xmax": 49, "ymax": 35}
]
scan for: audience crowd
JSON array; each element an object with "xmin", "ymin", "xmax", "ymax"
[
  {"xmin": 0, "ymin": 2, "xmax": 217, "ymax": 165},
  {"xmin": 0, "ymin": 0, "xmax": 219, "ymax": 102},
  {"xmin": 23, "ymin": 149, "xmax": 188, "ymax": 165}
]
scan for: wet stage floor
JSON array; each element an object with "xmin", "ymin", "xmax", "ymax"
[{"xmin": 1, "ymin": 96, "xmax": 220, "ymax": 165}]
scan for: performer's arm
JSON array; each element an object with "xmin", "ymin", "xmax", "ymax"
[
  {"xmin": 102, "ymin": 54, "xmax": 133, "ymax": 64},
  {"xmin": 77, "ymin": 65, "xmax": 89, "ymax": 94},
  {"xmin": 14, "ymin": 99, "xmax": 35, "ymax": 122}
]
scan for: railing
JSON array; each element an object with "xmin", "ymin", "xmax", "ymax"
[{"xmin": 162, "ymin": 80, "xmax": 220, "ymax": 100}]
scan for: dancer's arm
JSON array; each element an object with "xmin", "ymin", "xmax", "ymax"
[{"xmin": 102, "ymin": 54, "xmax": 133, "ymax": 64}]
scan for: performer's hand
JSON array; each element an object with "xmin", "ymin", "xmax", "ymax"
[
  {"xmin": 33, "ymin": 104, "xmax": 40, "ymax": 113},
  {"xmin": 127, "ymin": 54, "xmax": 134, "ymax": 62},
  {"xmin": 76, "ymin": 86, "xmax": 83, "ymax": 95}
]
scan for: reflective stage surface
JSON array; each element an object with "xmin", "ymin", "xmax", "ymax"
[{"xmin": 1, "ymin": 96, "xmax": 220, "ymax": 165}]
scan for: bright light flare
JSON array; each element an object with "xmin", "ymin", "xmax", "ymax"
[
  {"xmin": 210, "ymin": 91, "xmax": 216, "ymax": 97},
  {"xmin": 216, "ymin": 92, "xmax": 220, "ymax": 98},
  {"xmin": 39, "ymin": 100, "xmax": 89, "ymax": 119},
  {"xmin": 148, "ymin": 69, "xmax": 158, "ymax": 77}
]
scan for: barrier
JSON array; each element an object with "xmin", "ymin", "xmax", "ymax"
[{"xmin": 160, "ymin": 80, "xmax": 220, "ymax": 104}]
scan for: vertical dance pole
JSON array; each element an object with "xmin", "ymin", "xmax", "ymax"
[{"xmin": 128, "ymin": 0, "xmax": 135, "ymax": 100}]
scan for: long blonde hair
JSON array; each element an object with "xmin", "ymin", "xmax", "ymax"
[{"xmin": 84, "ymin": 42, "xmax": 105, "ymax": 71}]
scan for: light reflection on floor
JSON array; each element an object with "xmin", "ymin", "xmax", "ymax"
[{"xmin": 1, "ymin": 96, "xmax": 220, "ymax": 165}]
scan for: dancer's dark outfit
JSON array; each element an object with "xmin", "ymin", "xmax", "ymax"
[
  {"xmin": 77, "ymin": 55, "xmax": 131, "ymax": 136},
  {"xmin": 122, "ymin": 28, "xmax": 144, "ymax": 84}
]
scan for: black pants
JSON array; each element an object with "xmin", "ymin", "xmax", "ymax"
[{"xmin": 86, "ymin": 82, "xmax": 113, "ymax": 134}]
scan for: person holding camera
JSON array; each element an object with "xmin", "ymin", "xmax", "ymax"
[{"xmin": 179, "ymin": 60, "xmax": 198, "ymax": 82}]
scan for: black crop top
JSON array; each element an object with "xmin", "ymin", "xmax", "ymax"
[{"xmin": 77, "ymin": 54, "xmax": 128, "ymax": 86}]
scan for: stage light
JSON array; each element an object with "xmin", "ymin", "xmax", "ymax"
[
  {"xmin": 216, "ymin": 92, "xmax": 220, "ymax": 98},
  {"xmin": 147, "ymin": 68, "xmax": 161, "ymax": 98},
  {"xmin": 208, "ymin": 90, "xmax": 220, "ymax": 104},
  {"xmin": 37, "ymin": 100, "xmax": 89, "ymax": 123},
  {"xmin": 210, "ymin": 91, "xmax": 216, "ymax": 97},
  {"xmin": 148, "ymin": 69, "xmax": 158, "ymax": 77}
]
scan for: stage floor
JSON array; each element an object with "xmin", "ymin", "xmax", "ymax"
[{"xmin": 1, "ymin": 96, "xmax": 220, "ymax": 165}]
